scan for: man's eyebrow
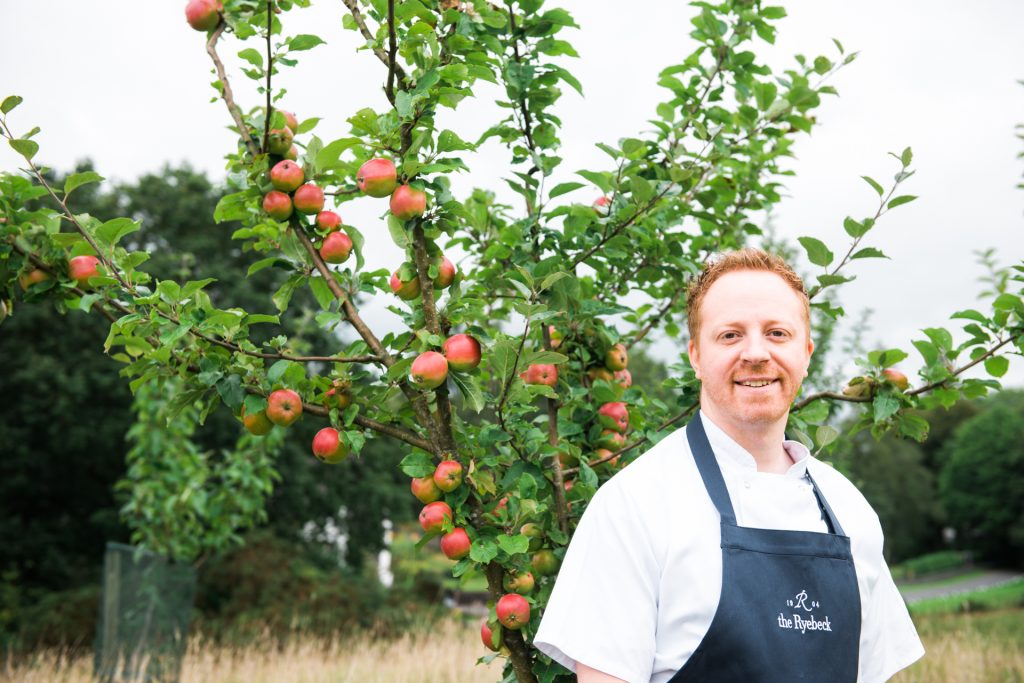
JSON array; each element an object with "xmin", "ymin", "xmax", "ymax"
[{"xmin": 710, "ymin": 319, "xmax": 796, "ymax": 329}]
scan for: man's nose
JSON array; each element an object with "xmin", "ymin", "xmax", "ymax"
[{"xmin": 739, "ymin": 335, "xmax": 770, "ymax": 363}]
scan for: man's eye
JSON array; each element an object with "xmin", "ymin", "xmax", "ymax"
[
  {"xmin": 722, "ymin": 332, "xmax": 739, "ymax": 340},
  {"xmin": 769, "ymin": 330, "xmax": 788, "ymax": 338}
]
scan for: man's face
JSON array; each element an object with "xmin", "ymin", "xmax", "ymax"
[{"xmin": 688, "ymin": 269, "xmax": 814, "ymax": 432}]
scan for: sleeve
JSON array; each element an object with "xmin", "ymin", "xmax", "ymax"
[
  {"xmin": 533, "ymin": 480, "xmax": 661, "ymax": 683},
  {"xmin": 858, "ymin": 557, "xmax": 925, "ymax": 682}
]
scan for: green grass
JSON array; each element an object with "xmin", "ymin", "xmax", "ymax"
[
  {"xmin": 891, "ymin": 550, "xmax": 972, "ymax": 581},
  {"xmin": 909, "ymin": 578, "xmax": 1024, "ymax": 616}
]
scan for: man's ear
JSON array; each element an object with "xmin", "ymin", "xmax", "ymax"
[
  {"xmin": 803, "ymin": 338, "xmax": 815, "ymax": 377},
  {"xmin": 688, "ymin": 338, "xmax": 700, "ymax": 379}
]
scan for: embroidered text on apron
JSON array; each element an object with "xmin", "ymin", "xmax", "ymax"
[{"xmin": 669, "ymin": 412, "xmax": 861, "ymax": 682}]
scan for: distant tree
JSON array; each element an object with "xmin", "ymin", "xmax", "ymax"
[{"xmin": 939, "ymin": 391, "xmax": 1024, "ymax": 565}]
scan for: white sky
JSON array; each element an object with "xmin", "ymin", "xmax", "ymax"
[{"xmin": 3, "ymin": 1, "xmax": 1023, "ymax": 388}]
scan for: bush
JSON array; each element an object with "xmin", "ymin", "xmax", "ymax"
[{"xmin": 891, "ymin": 550, "xmax": 973, "ymax": 581}]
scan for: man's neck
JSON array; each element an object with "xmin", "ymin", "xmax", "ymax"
[{"xmin": 700, "ymin": 405, "xmax": 793, "ymax": 474}]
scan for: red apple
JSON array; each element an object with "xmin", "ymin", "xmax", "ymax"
[
  {"xmin": 418, "ymin": 501, "xmax": 453, "ymax": 534},
  {"xmin": 18, "ymin": 268, "xmax": 50, "ymax": 290},
  {"xmin": 593, "ymin": 195, "xmax": 611, "ymax": 213},
  {"xmin": 614, "ymin": 368, "xmax": 633, "ymax": 389},
  {"xmin": 605, "ymin": 343, "xmax": 628, "ymax": 371},
  {"xmin": 531, "ymin": 549, "xmax": 559, "ymax": 576},
  {"xmin": 281, "ymin": 110, "xmax": 299, "ymax": 133},
  {"xmin": 488, "ymin": 496, "xmax": 509, "ymax": 518},
  {"xmin": 496, "ymin": 594, "xmax": 530, "ymax": 630},
  {"xmin": 433, "ymin": 459, "xmax": 463, "ymax": 492},
  {"xmin": 68, "ymin": 255, "xmax": 101, "ymax": 286},
  {"xmin": 556, "ymin": 450, "xmax": 579, "ymax": 468},
  {"xmin": 312, "ymin": 427, "xmax": 348, "ymax": 464},
  {"xmin": 324, "ymin": 381, "xmax": 353, "ymax": 409},
  {"xmin": 390, "ymin": 185, "xmax": 427, "ymax": 221},
  {"xmin": 316, "ymin": 210, "xmax": 342, "ymax": 231},
  {"xmin": 523, "ymin": 364, "xmax": 557, "ymax": 387},
  {"xmin": 355, "ymin": 158, "xmax": 398, "ymax": 198},
  {"xmin": 241, "ymin": 407, "xmax": 273, "ymax": 436},
  {"xmin": 411, "ymin": 351, "xmax": 448, "ymax": 390},
  {"xmin": 293, "ymin": 183, "xmax": 325, "ymax": 215},
  {"xmin": 410, "ymin": 475, "xmax": 442, "ymax": 504},
  {"xmin": 503, "ymin": 571, "xmax": 535, "ymax": 595},
  {"xmin": 267, "ymin": 127, "xmax": 294, "ymax": 156},
  {"xmin": 263, "ymin": 190, "xmax": 293, "ymax": 221},
  {"xmin": 266, "ymin": 388, "xmax": 303, "ymax": 427},
  {"xmin": 269, "ymin": 160, "xmax": 304, "ymax": 192},
  {"xmin": 440, "ymin": 528, "xmax": 471, "ymax": 560},
  {"xmin": 592, "ymin": 447, "xmax": 619, "ymax": 467},
  {"xmin": 433, "ymin": 256, "xmax": 456, "ymax": 289},
  {"xmin": 598, "ymin": 402, "xmax": 629, "ymax": 433},
  {"xmin": 443, "ymin": 334, "xmax": 482, "ymax": 372},
  {"xmin": 320, "ymin": 231, "xmax": 353, "ymax": 264},
  {"xmin": 389, "ymin": 269, "xmax": 421, "ymax": 301},
  {"xmin": 548, "ymin": 326, "xmax": 564, "ymax": 349},
  {"xmin": 481, "ymin": 620, "xmax": 502, "ymax": 652},
  {"xmin": 882, "ymin": 368, "xmax": 909, "ymax": 391},
  {"xmin": 185, "ymin": 0, "xmax": 221, "ymax": 31},
  {"xmin": 597, "ymin": 429, "xmax": 626, "ymax": 451}
]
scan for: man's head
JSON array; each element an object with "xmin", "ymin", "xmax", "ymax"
[{"xmin": 686, "ymin": 249, "xmax": 813, "ymax": 432}]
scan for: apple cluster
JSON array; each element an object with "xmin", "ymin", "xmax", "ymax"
[{"xmin": 19, "ymin": 254, "xmax": 103, "ymax": 296}]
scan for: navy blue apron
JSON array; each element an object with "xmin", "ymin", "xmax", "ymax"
[{"xmin": 669, "ymin": 413, "xmax": 861, "ymax": 682}]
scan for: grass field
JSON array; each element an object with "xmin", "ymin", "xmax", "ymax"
[{"xmin": 3, "ymin": 604, "xmax": 1022, "ymax": 682}]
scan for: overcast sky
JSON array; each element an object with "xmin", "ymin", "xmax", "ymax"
[{"xmin": 3, "ymin": 1, "xmax": 1022, "ymax": 388}]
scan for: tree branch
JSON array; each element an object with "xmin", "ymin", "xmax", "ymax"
[
  {"xmin": 206, "ymin": 24, "xmax": 259, "ymax": 159},
  {"xmin": 341, "ymin": 0, "xmax": 408, "ymax": 96},
  {"xmin": 262, "ymin": 0, "xmax": 274, "ymax": 153},
  {"xmin": 385, "ymin": 0, "xmax": 398, "ymax": 105}
]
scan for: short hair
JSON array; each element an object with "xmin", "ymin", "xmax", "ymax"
[{"xmin": 685, "ymin": 248, "xmax": 810, "ymax": 341}]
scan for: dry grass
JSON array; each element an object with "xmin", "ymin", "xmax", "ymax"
[
  {"xmin": 4, "ymin": 611, "xmax": 1022, "ymax": 683},
  {"xmin": 1, "ymin": 619, "xmax": 500, "ymax": 683}
]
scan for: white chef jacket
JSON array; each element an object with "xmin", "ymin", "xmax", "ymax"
[{"xmin": 534, "ymin": 412, "xmax": 924, "ymax": 683}]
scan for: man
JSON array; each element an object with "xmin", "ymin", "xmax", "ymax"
[{"xmin": 534, "ymin": 249, "xmax": 924, "ymax": 682}]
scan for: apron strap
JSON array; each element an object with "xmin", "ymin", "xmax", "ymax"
[
  {"xmin": 686, "ymin": 412, "xmax": 738, "ymax": 525},
  {"xmin": 686, "ymin": 412, "xmax": 846, "ymax": 536},
  {"xmin": 805, "ymin": 470, "xmax": 846, "ymax": 536}
]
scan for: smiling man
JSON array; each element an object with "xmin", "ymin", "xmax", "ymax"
[{"xmin": 534, "ymin": 249, "xmax": 924, "ymax": 682}]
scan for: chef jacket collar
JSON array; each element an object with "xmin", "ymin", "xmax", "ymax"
[{"xmin": 698, "ymin": 410, "xmax": 812, "ymax": 479}]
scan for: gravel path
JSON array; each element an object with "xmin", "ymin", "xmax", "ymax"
[{"xmin": 898, "ymin": 569, "xmax": 1023, "ymax": 603}]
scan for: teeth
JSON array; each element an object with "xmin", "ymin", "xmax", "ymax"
[{"xmin": 739, "ymin": 380, "xmax": 773, "ymax": 387}]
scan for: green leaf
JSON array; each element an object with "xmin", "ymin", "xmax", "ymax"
[
  {"xmin": 872, "ymin": 395, "xmax": 901, "ymax": 423},
  {"xmin": 387, "ymin": 216, "xmax": 410, "ymax": 248},
  {"xmin": 272, "ymin": 274, "xmax": 304, "ymax": 313},
  {"xmin": 315, "ymin": 137, "xmax": 361, "ymax": 169},
  {"xmin": 992, "ymin": 293, "xmax": 1021, "ymax": 311},
  {"xmin": 984, "ymin": 355, "xmax": 1009, "ymax": 378},
  {"xmin": 548, "ymin": 182, "xmax": 584, "ymax": 199},
  {"xmin": 868, "ymin": 348, "xmax": 909, "ymax": 368},
  {"xmin": 437, "ymin": 129, "xmax": 473, "ymax": 153},
  {"xmin": 797, "ymin": 236, "xmax": 834, "ymax": 267},
  {"xmin": 64, "ymin": 171, "xmax": 104, "ymax": 197},
  {"xmin": 1, "ymin": 95, "xmax": 23, "ymax": 114},
  {"xmin": 9, "ymin": 138, "xmax": 38, "ymax": 160},
  {"xmin": 288, "ymin": 34, "xmax": 326, "ymax": 51},
  {"xmin": 539, "ymin": 272, "xmax": 570, "ymax": 291},
  {"xmin": 395, "ymin": 90, "xmax": 414, "ymax": 119},
  {"xmin": 526, "ymin": 350, "xmax": 568, "ymax": 365},
  {"xmin": 237, "ymin": 48, "xmax": 264, "ymax": 67},
  {"xmin": 815, "ymin": 424, "xmax": 839, "ymax": 449},
  {"xmin": 215, "ymin": 191, "xmax": 251, "ymax": 223},
  {"xmin": 399, "ymin": 451, "xmax": 434, "ymax": 478},
  {"xmin": 267, "ymin": 359, "xmax": 295, "ymax": 384},
  {"xmin": 449, "ymin": 371, "xmax": 485, "ymax": 413},
  {"xmin": 490, "ymin": 339, "xmax": 520, "ymax": 383},
  {"xmin": 850, "ymin": 247, "xmax": 887, "ymax": 260},
  {"xmin": 308, "ymin": 277, "xmax": 334, "ymax": 310},
  {"xmin": 843, "ymin": 217, "xmax": 869, "ymax": 238},
  {"xmin": 887, "ymin": 195, "xmax": 917, "ymax": 209},
  {"xmin": 861, "ymin": 176, "xmax": 884, "ymax": 196},
  {"xmin": 900, "ymin": 146, "xmax": 913, "ymax": 167},
  {"xmin": 96, "ymin": 217, "xmax": 140, "ymax": 247},
  {"xmin": 470, "ymin": 537, "xmax": 499, "ymax": 563},
  {"xmin": 215, "ymin": 374, "xmax": 245, "ymax": 412},
  {"xmin": 951, "ymin": 309, "xmax": 989, "ymax": 324},
  {"xmin": 245, "ymin": 314, "xmax": 279, "ymax": 325},
  {"xmin": 496, "ymin": 534, "xmax": 529, "ymax": 556}
]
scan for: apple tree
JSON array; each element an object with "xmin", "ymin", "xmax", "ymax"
[{"xmin": 2, "ymin": 1, "xmax": 1022, "ymax": 681}]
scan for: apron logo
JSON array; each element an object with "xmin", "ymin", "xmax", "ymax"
[{"xmin": 777, "ymin": 590, "xmax": 832, "ymax": 634}]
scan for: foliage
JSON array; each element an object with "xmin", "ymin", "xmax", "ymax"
[
  {"xmin": 890, "ymin": 550, "xmax": 973, "ymax": 582},
  {"xmin": 1, "ymin": 1, "xmax": 1022, "ymax": 680},
  {"xmin": 938, "ymin": 391, "xmax": 1024, "ymax": 565}
]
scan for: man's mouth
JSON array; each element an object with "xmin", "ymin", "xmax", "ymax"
[{"xmin": 735, "ymin": 379, "xmax": 777, "ymax": 388}]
